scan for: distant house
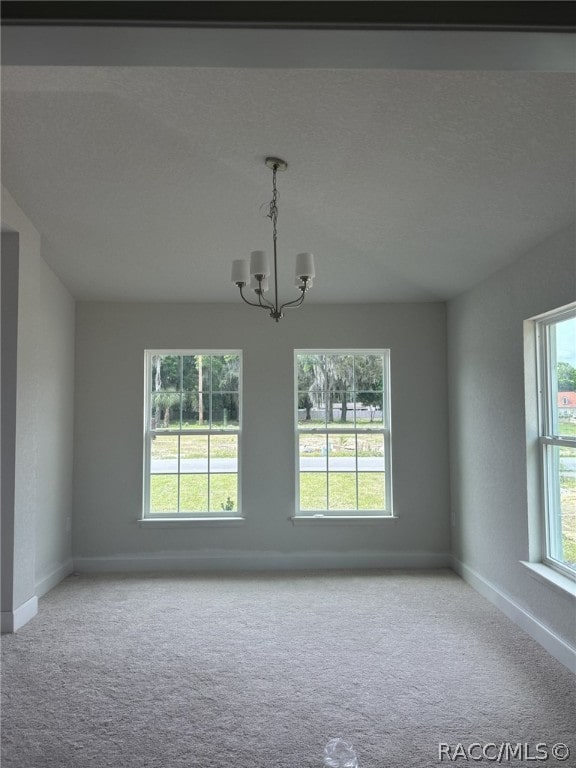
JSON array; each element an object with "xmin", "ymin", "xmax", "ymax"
[{"xmin": 558, "ymin": 391, "xmax": 576, "ymax": 421}]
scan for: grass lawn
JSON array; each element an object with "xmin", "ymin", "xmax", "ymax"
[
  {"xmin": 300, "ymin": 472, "xmax": 386, "ymax": 511},
  {"xmin": 562, "ymin": 535, "xmax": 576, "ymax": 566},
  {"xmin": 561, "ymin": 469, "xmax": 576, "ymax": 566},
  {"xmin": 151, "ymin": 433, "xmax": 237, "ymax": 460},
  {"xmin": 150, "ymin": 473, "xmax": 237, "ymax": 513},
  {"xmin": 150, "ymin": 471, "xmax": 387, "ymax": 514}
]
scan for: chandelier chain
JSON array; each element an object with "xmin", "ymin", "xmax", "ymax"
[{"xmin": 267, "ymin": 164, "xmax": 279, "ymax": 242}]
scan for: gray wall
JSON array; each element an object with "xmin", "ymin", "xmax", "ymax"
[
  {"xmin": 1, "ymin": 232, "xmax": 19, "ymax": 618},
  {"xmin": 33, "ymin": 243, "xmax": 76, "ymax": 594},
  {"xmin": 1, "ymin": 188, "xmax": 75, "ymax": 617},
  {"xmin": 73, "ymin": 301, "xmax": 450, "ymax": 568},
  {"xmin": 448, "ymin": 224, "xmax": 576, "ymax": 648}
]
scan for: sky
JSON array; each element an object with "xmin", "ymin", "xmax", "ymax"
[{"xmin": 556, "ymin": 316, "xmax": 576, "ymax": 368}]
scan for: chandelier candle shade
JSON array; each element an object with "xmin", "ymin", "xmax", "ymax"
[{"xmin": 231, "ymin": 157, "xmax": 315, "ymax": 322}]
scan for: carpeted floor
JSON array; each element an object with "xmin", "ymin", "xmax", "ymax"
[{"xmin": 1, "ymin": 569, "xmax": 574, "ymax": 767}]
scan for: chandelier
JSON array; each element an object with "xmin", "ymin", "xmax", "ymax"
[{"xmin": 231, "ymin": 157, "xmax": 315, "ymax": 322}]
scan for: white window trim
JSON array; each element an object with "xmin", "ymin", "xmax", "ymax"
[
  {"xmin": 290, "ymin": 515, "xmax": 399, "ymax": 525},
  {"xmin": 142, "ymin": 349, "xmax": 242, "ymax": 521},
  {"xmin": 532, "ymin": 305, "xmax": 576, "ymax": 581},
  {"xmin": 138, "ymin": 517, "xmax": 245, "ymax": 528},
  {"xmin": 520, "ymin": 561, "xmax": 576, "ymax": 599},
  {"xmin": 294, "ymin": 349, "xmax": 393, "ymax": 519}
]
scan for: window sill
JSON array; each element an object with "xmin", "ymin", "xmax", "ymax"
[
  {"xmin": 138, "ymin": 517, "xmax": 245, "ymax": 528},
  {"xmin": 520, "ymin": 561, "xmax": 576, "ymax": 599},
  {"xmin": 291, "ymin": 515, "xmax": 398, "ymax": 526}
]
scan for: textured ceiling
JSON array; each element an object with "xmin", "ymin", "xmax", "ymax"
[{"xmin": 2, "ymin": 39, "xmax": 575, "ymax": 303}]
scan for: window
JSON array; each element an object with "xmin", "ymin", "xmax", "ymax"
[
  {"xmin": 536, "ymin": 306, "xmax": 576, "ymax": 578},
  {"xmin": 295, "ymin": 350, "xmax": 392, "ymax": 517},
  {"xmin": 143, "ymin": 351, "xmax": 241, "ymax": 518}
]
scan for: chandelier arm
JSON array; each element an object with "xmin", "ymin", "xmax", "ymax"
[
  {"xmin": 238, "ymin": 285, "xmax": 272, "ymax": 310},
  {"xmin": 254, "ymin": 278, "xmax": 276, "ymax": 310},
  {"xmin": 258, "ymin": 292, "xmax": 276, "ymax": 311},
  {"xmin": 280, "ymin": 291, "xmax": 307, "ymax": 313}
]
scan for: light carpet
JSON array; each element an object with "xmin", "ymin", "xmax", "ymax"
[{"xmin": 1, "ymin": 569, "xmax": 574, "ymax": 767}]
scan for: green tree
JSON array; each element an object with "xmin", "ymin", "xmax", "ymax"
[
  {"xmin": 354, "ymin": 355, "xmax": 384, "ymax": 421},
  {"xmin": 152, "ymin": 390, "xmax": 180, "ymax": 428},
  {"xmin": 299, "ymin": 393, "xmax": 314, "ymax": 420},
  {"xmin": 297, "ymin": 355, "xmax": 317, "ymax": 420},
  {"xmin": 299, "ymin": 354, "xmax": 354, "ymax": 422},
  {"xmin": 557, "ymin": 362, "xmax": 576, "ymax": 392},
  {"xmin": 297, "ymin": 353, "xmax": 385, "ymax": 424},
  {"xmin": 151, "ymin": 355, "xmax": 180, "ymax": 428},
  {"xmin": 326, "ymin": 355, "xmax": 354, "ymax": 422},
  {"xmin": 211, "ymin": 355, "xmax": 240, "ymax": 424},
  {"xmin": 152, "ymin": 354, "xmax": 180, "ymax": 390}
]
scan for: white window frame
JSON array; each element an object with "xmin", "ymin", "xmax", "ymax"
[
  {"xmin": 143, "ymin": 349, "xmax": 242, "ymax": 520},
  {"xmin": 535, "ymin": 306, "xmax": 576, "ymax": 580},
  {"xmin": 294, "ymin": 349, "xmax": 393, "ymax": 518}
]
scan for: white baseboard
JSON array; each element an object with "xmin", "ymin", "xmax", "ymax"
[
  {"xmin": 74, "ymin": 550, "xmax": 451, "ymax": 574},
  {"xmin": 36, "ymin": 559, "xmax": 74, "ymax": 598},
  {"xmin": 451, "ymin": 557, "xmax": 576, "ymax": 673},
  {"xmin": 1, "ymin": 594, "xmax": 38, "ymax": 634}
]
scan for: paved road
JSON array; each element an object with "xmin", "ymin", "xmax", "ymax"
[
  {"xmin": 152, "ymin": 458, "xmax": 230, "ymax": 473},
  {"xmin": 151, "ymin": 457, "xmax": 385, "ymax": 473},
  {"xmin": 299, "ymin": 457, "xmax": 384, "ymax": 471}
]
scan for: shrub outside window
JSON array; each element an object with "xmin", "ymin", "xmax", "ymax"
[
  {"xmin": 536, "ymin": 307, "xmax": 576, "ymax": 578},
  {"xmin": 143, "ymin": 351, "xmax": 241, "ymax": 518},
  {"xmin": 295, "ymin": 350, "xmax": 392, "ymax": 517}
]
